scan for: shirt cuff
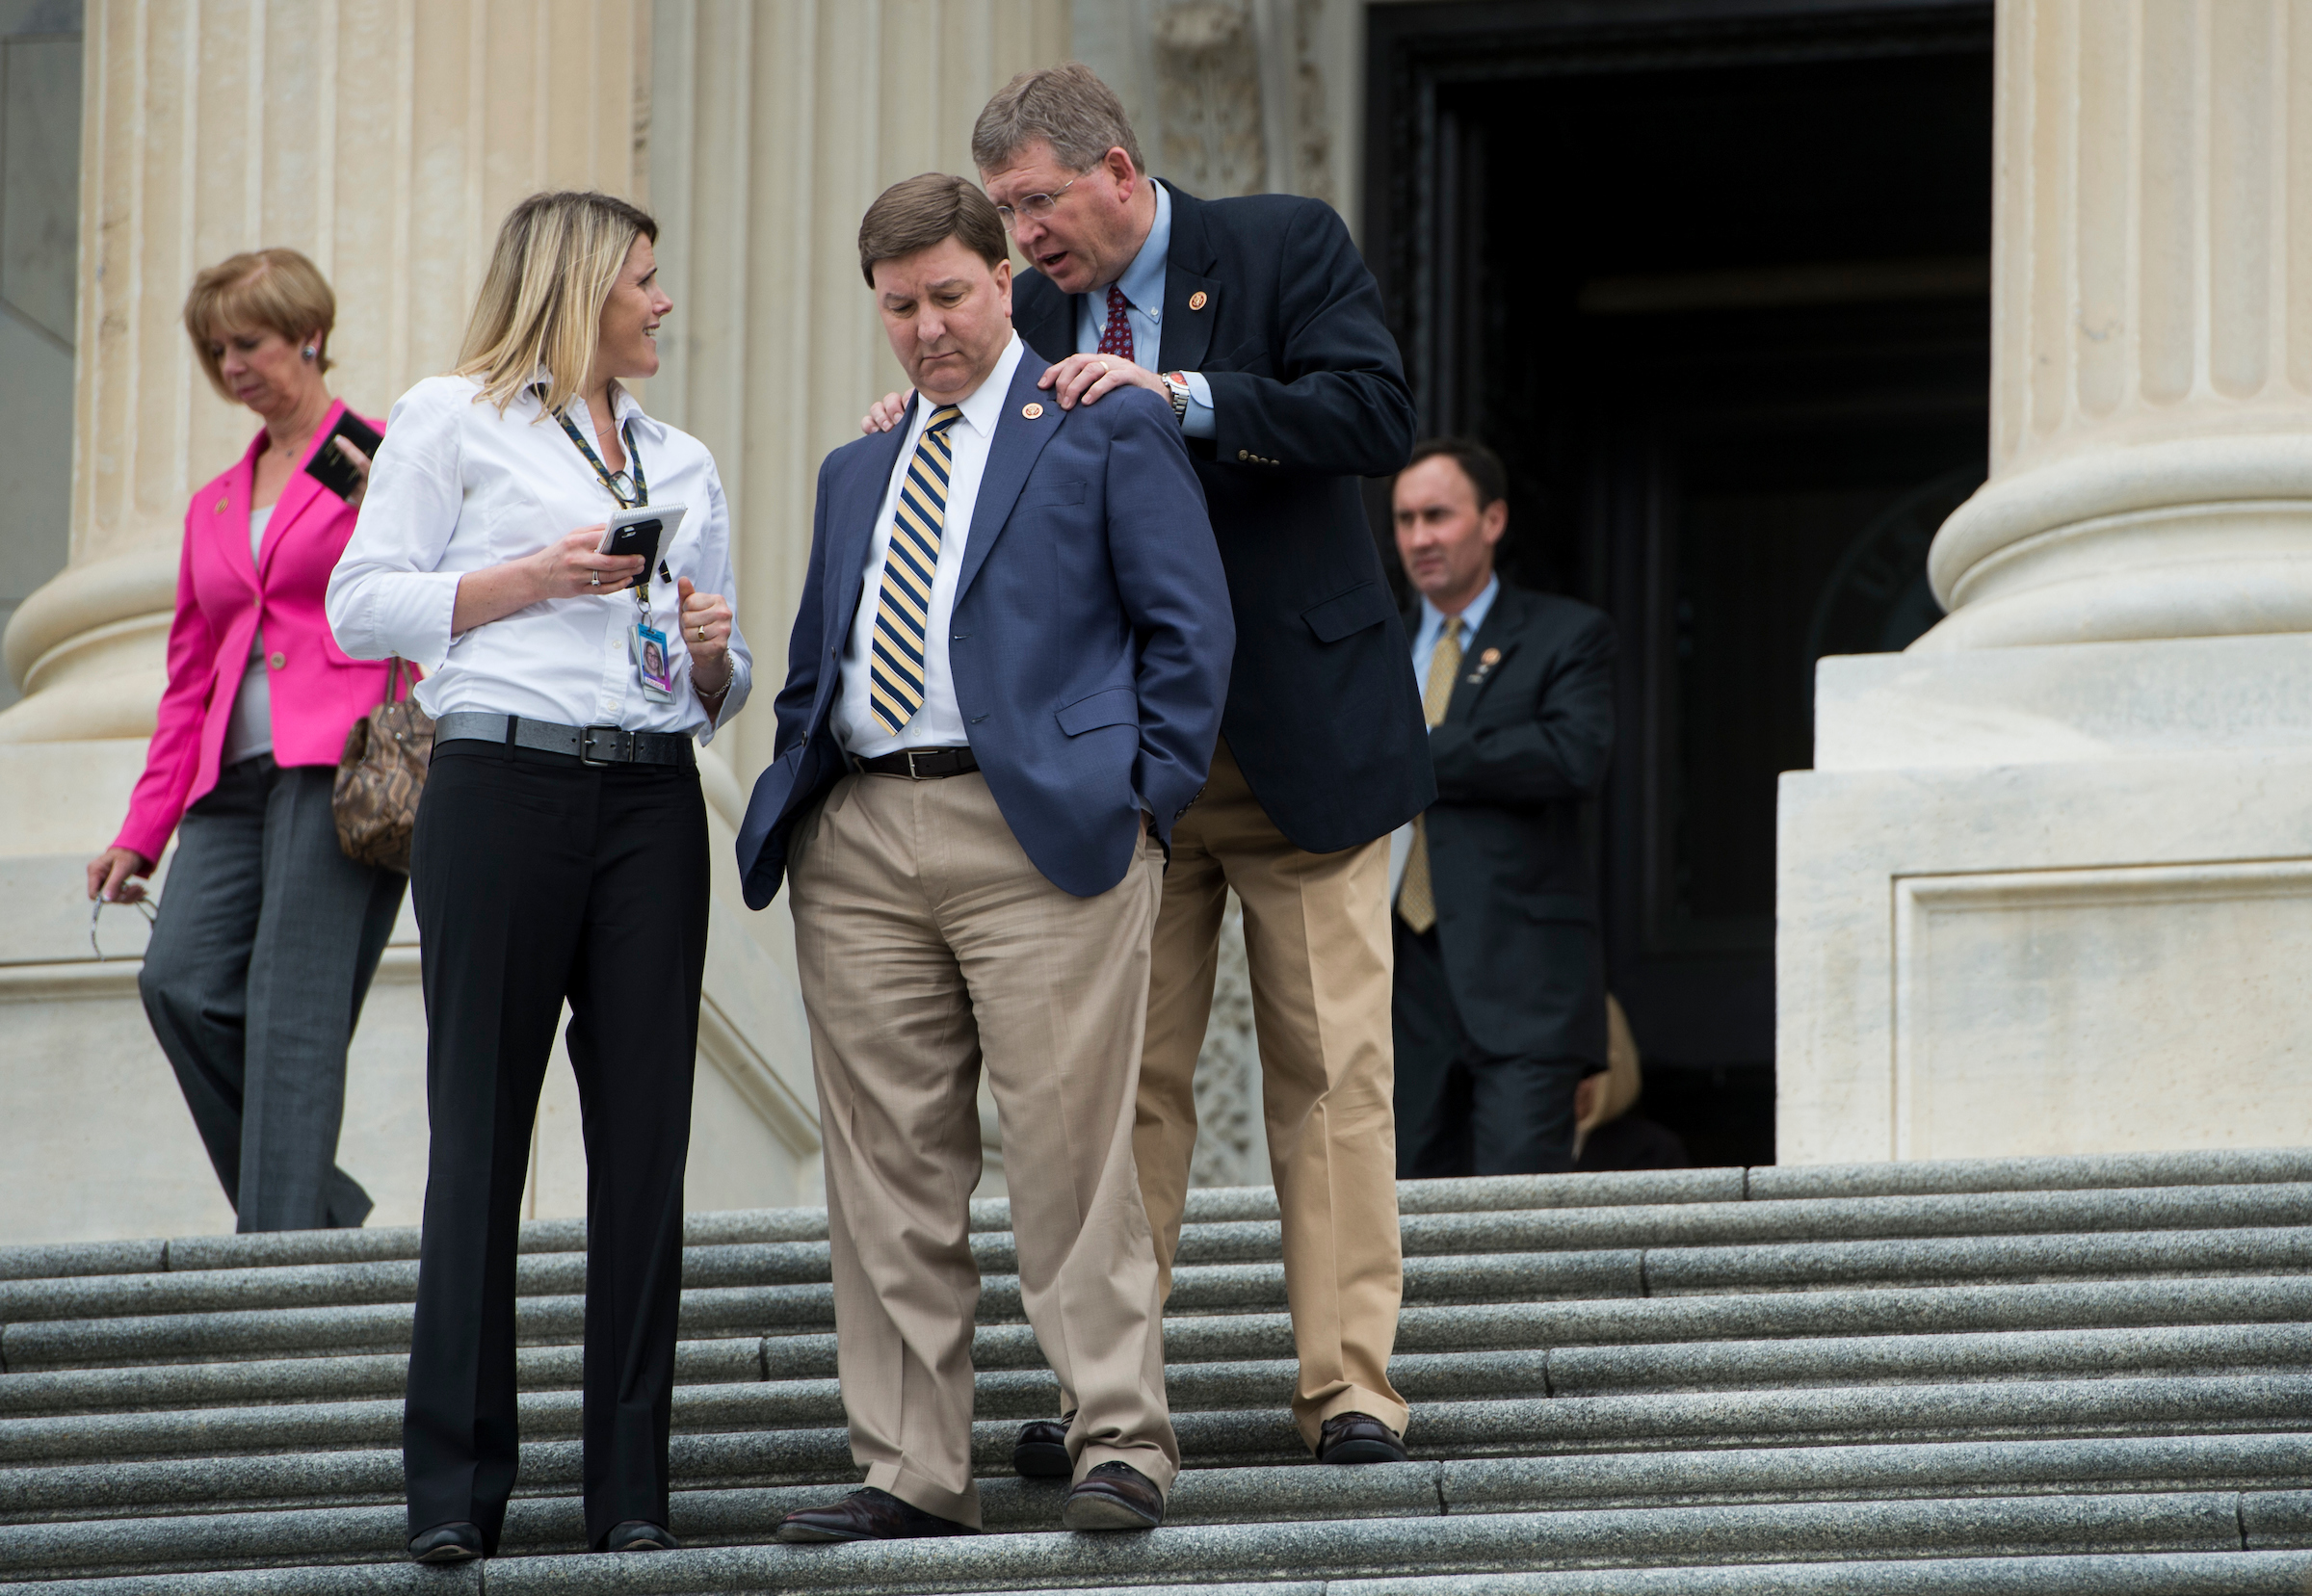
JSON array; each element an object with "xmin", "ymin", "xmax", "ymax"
[
  {"xmin": 378, "ymin": 570, "xmax": 461, "ymax": 671},
  {"xmin": 1181, "ymin": 371, "xmax": 1217, "ymax": 439}
]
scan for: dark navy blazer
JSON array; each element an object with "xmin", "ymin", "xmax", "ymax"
[
  {"xmin": 1012, "ymin": 181, "xmax": 1432, "ymax": 855},
  {"xmin": 736, "ymin": 353, "xmax": 1234, "ymax": 907}
]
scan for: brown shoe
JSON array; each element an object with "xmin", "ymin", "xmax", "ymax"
[
  {"xmin": 1061, "ymin": 1461, "xmax": 1165, "ymax": 1531},
  {"xmin": 1316, "ymin": 1411, "xmax": 1408, "ymax": 1464},
  {"xmin": 775, "ymin": 1487, "xmax": 978, "ymax": 1543},
  {"xmin": 1013, "ymin": 1411, "xmax": 1075, "ymax": 1478}
]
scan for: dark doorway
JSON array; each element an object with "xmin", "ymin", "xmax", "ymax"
[{"xmin": 1365, "ymin": 0, "xmax": 1994, "ymax": 1165}]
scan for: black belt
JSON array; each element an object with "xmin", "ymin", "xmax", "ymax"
[
  {"xmin": 852, "ymin": 746, "xmax": 979, "ymax": 779},
  {"xmin": 434, "ymin": 712, "xmax": 696, "ymax": 769}
]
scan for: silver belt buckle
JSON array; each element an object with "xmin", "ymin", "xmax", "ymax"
[
  {"xmin": 579, "ymin": 725, "xmax": 629, "ymax": 766},
  {"xmin": 904, "ymin": 748, "xmax": 935, "ymax": 780}
]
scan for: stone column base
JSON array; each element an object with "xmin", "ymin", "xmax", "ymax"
[
  {"xmin": 1777, "ymin": 634, "xmax": 2312, "ymax": 1164},
  {"xmin": 0, "ymin": 743, "xmax": 830, "ymax": 1244}
]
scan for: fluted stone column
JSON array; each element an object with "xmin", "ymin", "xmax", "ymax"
[
  {"xmin": 1, "ymin": 0, "xmax": 651, "ymax": 748},
  {"xmin": 0, "ymin": 0, "xmax": 829, "ymax": 1245},
  {"xmin": 1779, "ymin": 0, "xmax": 2312, "ymax": 1165},
  {"xmin": 1920, "ymin": 0, "xmax": 2312, "ymax": 652}
]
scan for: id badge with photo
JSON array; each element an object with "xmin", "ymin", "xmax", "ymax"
[{"xmin": 631, "ymin": 620, "xmax": 675, "ymax": 702}]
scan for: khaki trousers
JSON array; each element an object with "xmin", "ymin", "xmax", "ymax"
[
  {"xmin": 1137, "ymin": 739, "xmax": 1408, "ymax": 1447},
  {"xmin": 787, "ymin": 771, "xmax": 1177, "ymax": 1527}
]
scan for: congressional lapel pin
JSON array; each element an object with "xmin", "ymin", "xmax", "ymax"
[
  {"xmin": 1189, "ymin": 291, "xmax": 1209, "ymax": 311},
  {"xmin": 1465, "ymin": 647, "xmax": 1503, "ymax": 687},
  {"xmin": 1022, "ymin": 402, "xmax": 1044, "ymax": 420}
]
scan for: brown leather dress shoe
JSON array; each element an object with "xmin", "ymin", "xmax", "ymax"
[
  {"xmin": 1061, "ymin": 1461, "xmax": 1165, "ymax": 1531},
  {"xmin": 775, "ymin": 1486, "xmax": 978, "ymax": 1544},
  {"xmin": 1013, "ymin": 1411, "xmax": 1076, "ymax": 1478},
  {"xmin": 1316, "ymin": 1410, "xmax": 1409, "ymax": 1464}
]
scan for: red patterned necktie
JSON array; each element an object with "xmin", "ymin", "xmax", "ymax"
[{"xmin": 1097, "ymin": 283, "xmax": 1134, "ymax": 364}]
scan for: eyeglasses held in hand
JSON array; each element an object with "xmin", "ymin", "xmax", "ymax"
[{"xmin": 91, "ymin": 895, "xmax": 159, "ymax": 961}]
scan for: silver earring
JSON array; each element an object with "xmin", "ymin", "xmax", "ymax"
[{"xmin": 302, "ymin": 346, "xmax": 316, "ymax": 361}]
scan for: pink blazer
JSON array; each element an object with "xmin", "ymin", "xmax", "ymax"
[{"xmin": 115, "ymin": 401, "xmax": 405, "ymax": 863}]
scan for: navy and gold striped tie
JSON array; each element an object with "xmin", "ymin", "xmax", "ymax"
[{"xmin": 868, "ymin": 405, "xmax": 965, "ymax": 737}]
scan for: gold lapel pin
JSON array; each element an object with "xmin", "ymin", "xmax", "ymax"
[
  {"xmin": 214, "ymin": 497, "xmax": 229, "ymax": 513},
  {"xmin": 1481, "ymin": 647, "xmax": 1501, "ymax": 665},
  {"xmin": 1022, "ymin": 402, "xmax": 1044, "ymax": 419},
  {"xmin": 1188, "ymin": 291, "xmax": 1208, "ymax": 311}
]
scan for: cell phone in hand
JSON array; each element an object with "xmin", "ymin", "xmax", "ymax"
[
  {"xmin": 596, "ymin": 503, "xmax": 687, "ymax": 565},
  {"xmin": 303, "ymin": 410, "xmax": 384, "ymax": 502}
]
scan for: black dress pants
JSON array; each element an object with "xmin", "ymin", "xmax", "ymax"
[
  {"xmin": 1392, "ymin": 918, "xmax": 1590, "ymax": 1179},
  {"xmin": 402, "ymin": 740, "xmax": 707, "ymax": 1552}
]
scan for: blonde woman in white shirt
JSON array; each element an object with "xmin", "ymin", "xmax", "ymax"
[{"xmin": 328, "ymin": 190, "xmax": 750, "ymax": 1566}]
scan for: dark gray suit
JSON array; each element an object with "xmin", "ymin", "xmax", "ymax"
[{"xmin": 1394, "ymin": 582, "xmax": 1616, "ymax": 1177}]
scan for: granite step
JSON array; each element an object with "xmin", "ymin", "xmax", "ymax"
[
  {"xmin": 10, "ymin": 1223, "xmax": 2309, "ymax": 1378},
  {"xmin": 11, "ymin": 1146, "xmax": 2304, "ymax": 1286},
  {"xmin": 14, "ymin": 1273, "xmax": 2312, "ymax": 1386},
  {"xmin": 13, "ymin": 1549, "xmax": 2312, "ymax": 1596},
  {"xmin": 9, "ymin": 1489, "xmax": 2312, "ymax": 1590},
  {"xmin": 3, "ymin": 1150, "xmax": 2308, "ymax": 1590},
  {"xmin": 11, "ymin": 1186, "xmax": 2308, "ymax": 1324},
  {"xmin": 11, "ymin": 1429, "xmax": 2308, "ymax": 1530}
]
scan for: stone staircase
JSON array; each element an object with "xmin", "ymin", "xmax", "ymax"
[{"xmin": 5, "ymin": 1150, "xmax": 2312, "ymax": 1593}]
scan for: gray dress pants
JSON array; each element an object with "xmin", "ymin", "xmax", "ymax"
[{"xmin": 138, "ymin": 755, "xmax": 405, "ymax": 1231}]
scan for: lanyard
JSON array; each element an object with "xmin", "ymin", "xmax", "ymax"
[
  {"xmin": 549, "ymin": 391, "xmax": 657, "ymax": 611},
  {"xmin": 550, "ymin": 393, "xmax": 648, "ymax": 509}
]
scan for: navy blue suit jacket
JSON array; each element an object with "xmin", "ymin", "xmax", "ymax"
[
  {"xmin": 1012, "ymin": 182, "xmax": 1432, "ymax": 854},
  {"xmin": 736, "ymin": 354, "xmax": 1234, "ymax": 907}
]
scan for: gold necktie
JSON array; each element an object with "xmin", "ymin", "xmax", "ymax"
[
  {"xmin": 867, "ymin": 406, "xmax": 964, "ymax": 737},
  {"xmin": 1396, "ymin": 616, "xmax": 1463, "ymax": 934}
]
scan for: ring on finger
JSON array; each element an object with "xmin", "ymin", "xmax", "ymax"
[{"xmin": 590, "ymin": 571, "xmax": 600, "ymax": 587}]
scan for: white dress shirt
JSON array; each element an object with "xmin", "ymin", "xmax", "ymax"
[
  {"xmin": 831, "ymin": 333, "xmax": 1028, "ymax": 757},
  {"xmin": 1072, "ymin": 181, "xmax": 1216, "ymax": 437},
  {"xmin": 328, "ymin": 375, "xmax": 751, "ymax": 743}
]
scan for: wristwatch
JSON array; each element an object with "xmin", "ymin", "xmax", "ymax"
[{"xmin": 1161, "ymin": 370, "xmax": 1193, "ymax": 425}]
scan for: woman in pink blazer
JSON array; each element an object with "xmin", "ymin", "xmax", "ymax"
[{"xmin": 87, "ymin": 249, "xmax": 406, "ymax": 1233}]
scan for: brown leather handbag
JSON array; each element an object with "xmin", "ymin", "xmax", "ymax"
[{"xmin": 332, "ymin": 658, "xmax": 434, "ymax": 874}]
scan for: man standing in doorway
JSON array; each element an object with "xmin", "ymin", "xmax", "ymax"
[
  {"xmin": 1390, "ymin": 439, "xmax": 1615, "ymax": 1177},
  {"xmin": 868, "ymin": 62, "xmax": 1431, "ymax": 1467}
]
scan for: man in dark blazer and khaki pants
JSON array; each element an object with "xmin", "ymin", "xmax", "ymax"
[
  {"xmin": 740, "ymin": 173, "xmax": 1234, "ymax": 1539},
  {"xmin": 950, "ymin": 64, "xmax": 1432, "ymax": 1467},
  {"xmin": 1389, "ymin": 438, "xmax": 1616, "ymax": 1176}
]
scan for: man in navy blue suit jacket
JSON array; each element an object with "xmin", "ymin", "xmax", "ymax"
[{"xmin": 737, "ymin": 175, "xmax": 1232, "ymax": 1543}]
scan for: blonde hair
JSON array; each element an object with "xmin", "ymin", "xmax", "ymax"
[
  {"xmin": 183, "ymin": 249, "xmax": 336, "ymax": 399},
  {"xmin": 455, "ymin": 190, "xmax": 657, "ymax": 415}
]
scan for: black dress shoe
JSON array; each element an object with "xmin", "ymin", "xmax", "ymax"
[
  {"xmin": 1061, "ymin": 1461, "xmax": 1165, "ymax": 1531},
  {"xmin": 604, "ymin": 1519, "xmax": 678, "ymax": 1552},
  {"xmin": 1013, "ymin": 1410, "xmax": 1076, "ymax": 1478},
  {"xmin": 1316, "ymin": 1410, "xmax": 1408, "ymax": 1464},
  {"xmin": 775, "ymin": 1486, "xmax": 978, "ymax": 1543},
  {"xmin": 407, "ymin": 1521, "xmax": 485, "ymax": 1563}
]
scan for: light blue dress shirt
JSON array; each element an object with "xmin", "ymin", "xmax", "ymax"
[
  {"xmin": 1072, "ymin": 182, "xmax": 1217, "ymax": 439},
  {"xmin": 1408, "ymin": 573, "xmax": 1501, "ymax": 695}
]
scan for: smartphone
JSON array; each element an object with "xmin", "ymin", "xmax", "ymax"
[
  {"xmin": 596, "ymin": 503, "xmax": 687, "ymax": 566},
  {"xmin": 303, "ymin": 410, "xmax": 385, "ymax": 502}
]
